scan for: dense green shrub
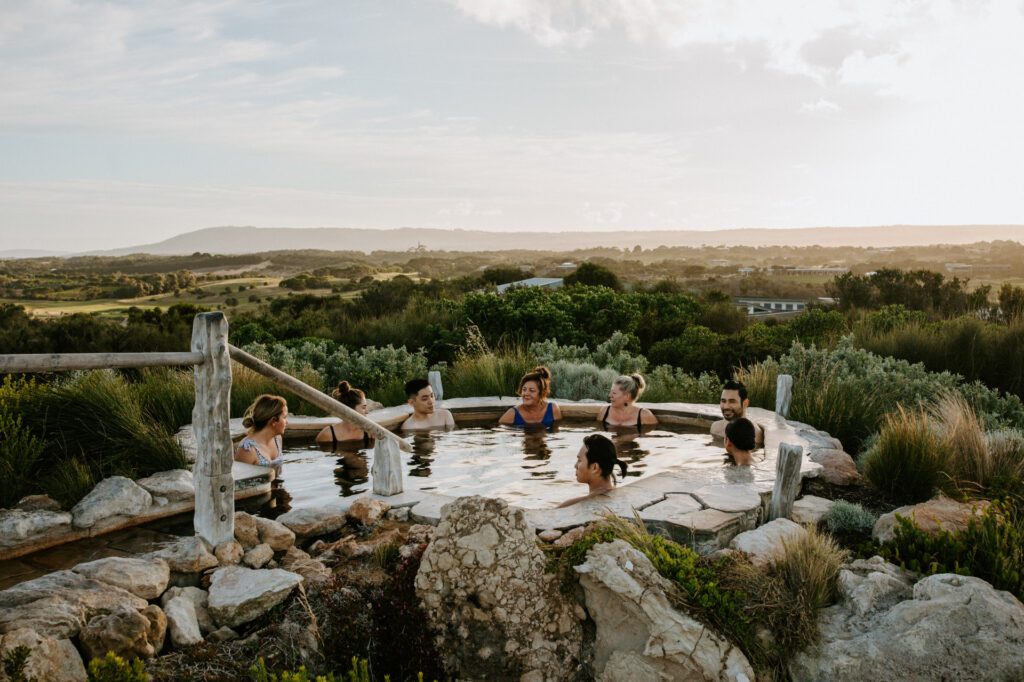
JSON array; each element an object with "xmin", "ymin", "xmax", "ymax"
[
  {"xmin": 641, "ymin": 365, "xmax": 721, "ymax": 403},
  {"xmin": 822, "ymin": 500, "xmax": 877, "ymax": 535},
  {"xmin": 530, "ymin": 331, "xmax": 647, "ymax": 374},
  {"xmin": 546, "ymin": 360, "xmax": 617, "ymax": 401},
  {"xmin": 879, "ymin": 498, "xmax": 1024, "ymax": 601},
  {"xmin": 0, "ymin": 405, "xmax": 45, "ymax": 507}
]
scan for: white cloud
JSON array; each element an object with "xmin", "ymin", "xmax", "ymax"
[{"xmin": 800, "ymin": 98, "xmax": 841, "ymax": 114}]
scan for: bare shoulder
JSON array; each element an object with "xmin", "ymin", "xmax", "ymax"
[
  {"xmin": 710, "ymin": 419, "xmax": 726, "ymax": 437},
  {"xmin": 442, "ymin": 409, "xmax": 456, "ymax": 426},
  {"xmin": 641, "ymin": 408, "xmax": 658, "ymax": 425},
  {"xmin": 550, "ymin": 403, "xmax": 563, "ymax": 419},
  {"xmin": 499, "ymin": 408, "xmax": 515, "ymax": 425},
  {"xmin": 233, "ymin": 445, "xmax": 256, "ymax": 464}
]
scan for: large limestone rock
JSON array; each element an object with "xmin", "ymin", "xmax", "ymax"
[
  {"xmin": 790, "ymin": 573, "xmax": 1024, "ymax": 681},
  {"xmin": 0, "ymin": 508, "xmax": 73, "ymax": 547},
  {"xmin": 234, "ymin": 511, "xmax": 260, "ymax": 548},
  {"xmin": 277, "ymin": 505, "xmax": 347, "ymax": 537},
  {"xmin": 161, "ymin": 586, "xmax": 215, "ymax": 636},
  {"xmin": 0, "ymin": 627, "xmax": 86, "ymax": 682},
  {"xmin": 80, "ymin": 604, "xmax": 165, "ymax": 660},
  {"xmin": 164, "ymin": 595, "xmax": 204, "ymax": 646},
  {"xmin": 873, "ymin": 495, "xmax": 991, "ymax": 543},
  {"xmin": 414, "ymin": 496, "xmax": 582, "ymax": 681},
  {"xmin": 729, "ymin": 518, "xmax": 807, "ymax": 566},
  {"xmin": 0, "ymin": 570, "xmax": 148, "ymax": 639},
  {"xmin": 207, "ymin": 566, "xmax": 303, "ymax": 628},
  {"xmin": 148, "ymin": 536, "xmax": 219, "ymax": 573},
  {"xmin": 835, "ymin": 556, "xmax": 916, "ymax": 616},
  {"xmin": 214, "ymin": 539, "xmax": 244, "ymax": 565},
  {"xmin": 280, "ymin": 546, "xmax": 331, "ymax": 583},
  {"xmin": 135, "ymin": 469, "xmax": 195, "ymax": 502},
  {"xmin": 790, "ymin": 495, "xmax": 834, "ymax": 526},
  {"xmin": 575, "ymin": 540, "xmax": 754, "ymax": 682},
  {"xmin": 807, "ymin": 448, "xmax": 861, "ymax": 486},
  {"xmin": 254, "ymin": 516, "xmax": 296, "ymax": 551},
  {"xmin": 71, "ymin": 476, "xmax": 152, "ymax": 528},
  {"xmin": 15, "ymin": 494, "xmax": 61, "ymax": 512},
  {"xmin": 243, "ymin": 543, "xmax": 274, "ymax": 569},
  {"xmin": 72, "ymin": 557, "xmax": 170, "ymax": 600}
]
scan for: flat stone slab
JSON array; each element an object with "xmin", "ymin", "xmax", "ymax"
[
  {"xmin": 693, "ymin": 484, "xmax": 762, "ymax": 513},
  {"xmin": 207, "ymin": 566, "xmax": 303, "ymax": 628},
  {"xmin": 791, "ymin": 495, "xmax": 835, "ymax": 526},
  {"xmin": 409, "ymin": 493, "xmax": 459, "ymax": 525},
  {"xmin": 275, "ymin": 505, "xmax": 347, "ymax": 537},
  {"xmin": 0, "ymin": 509, "xmax": 72, "ymax": 548},
  {"xmin": 730, "ymin": 518, "xmax": 807, "ymax": 565},
  {"xmin": 135, "ymin": 470, "xmax": 194, "ymax": 502},
  {"xmin": 523, "ymin": 485, "xmax": 668, "ymax": 532},
  {"xmin": 639, "ymin": 494, "xmax": 703, "ymax": 523},
  {"xmin": 71, "ymin": 556, "xmax": 170, "ymax": 600},
  {"xmin": 626, "ymin": 472, "xmax": 704, "ymax": 496}
]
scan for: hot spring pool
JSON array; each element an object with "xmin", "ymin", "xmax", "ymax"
[{"xmin": 252, "ymin": 421, "xmax": 738, "ymax": 514}]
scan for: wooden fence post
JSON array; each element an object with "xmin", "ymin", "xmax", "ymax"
[
  {"xmin": 371, "ymin": 437, "xmax": 404, "ymax": 496},
  {"xmin": 775, "ymin": 374, "xmax": 793, "ymax": 419},
  {"xmin": 428, "ymin": 370, "xmax": 444, "ymax": 402},
  {"xmin": 192, "ymin": 312, "xmax": 235, "ymax": 546},
  {"xmin": 768, "ymin": 442, "xmax": 803, "ymax": 521}
]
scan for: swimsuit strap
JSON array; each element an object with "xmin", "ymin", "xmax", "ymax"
[
  {"xmin": 544, "ymin": 401, "xmax": 554, "ymax": 426},
  {"xmin": 601, "ymin": 405, "xmax": 611, "ymax": 429},
  {"xmin": 329, "ymin": 425, "xmax": 338, "ymax": 447},
  {"xmin": 363, "ymin": 431, "xmax": 371, "ymax": 447},
  {"xmin": 636, "ymin": 408, "xmax": 643, "ymax": 430},
  {"xmin": 513, "ymin": 407, "xmax": 525, "ymax": 426}
]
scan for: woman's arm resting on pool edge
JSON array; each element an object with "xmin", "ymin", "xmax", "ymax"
[{"xmin": 551, "ymin": 403, "xmax": 563, "ymax": 421}]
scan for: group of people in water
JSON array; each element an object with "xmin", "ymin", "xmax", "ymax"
[{"xmin": 233, "ymin": 365, "xmax": 764, "ymax": 507}]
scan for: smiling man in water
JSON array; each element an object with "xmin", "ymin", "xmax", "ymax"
[
  {"xmin": 400, "ymin": 378, "xmax": 455, "ymax": 431},
  {"xmin": 710, "ymin": 380, "xmax": 764, "ymax": 446}
]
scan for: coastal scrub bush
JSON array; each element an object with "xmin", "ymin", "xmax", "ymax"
[
  {"xmin": 822, "ymin": 500, "xmax": 877, "ymax": 535},
  {"xmin": 530, "ymin": 331, "xmax": 647, "ymax": 374},
  {"xmin": 546, "ymin": 360, "xmax": 617, "ymax": 401},
  {"xmin": 861, "ymin": 406, "xmax": 946, "ymax": 504},
  {"xmin": 642, "ymin": 365, "xmax": 721, "ymax": 403},
  {"xmin": 985, "ymin": 429, "xmax": 1024, "ymax": 498},
  {"xmin": 879, "ymin": 498, "xmax": 1024, "ymax": 601},
  {"xmin": 0, "ymin": 407, "xmax": 45, "ymax": 507}
]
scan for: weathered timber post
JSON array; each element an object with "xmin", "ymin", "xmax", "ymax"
[
  {"xmin": 192, "ymin": 312, "xmax": 235, "ymax": 546},
  {"xmin": 775, "ymin": 374, "xmax": 793, "ymax": 419},
  {"xmin": 768, "ymin": 442, "xmax": 803, "ymax": 521},
  {"xmin": 371, "ymin": 437, "xmax": 404, "ymax": 495},
  {"xmin": 428, "ymin": 370, "xmax": 444, "ymax": 402}
]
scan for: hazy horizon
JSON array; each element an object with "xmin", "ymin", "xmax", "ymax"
[{"xmin": 3, "ymin": 1, "xmax": 1023, "ymax": 252}]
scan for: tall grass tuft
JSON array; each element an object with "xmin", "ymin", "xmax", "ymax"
[
  {"xmin": 136, "ymin": 367, "xmax": 195, "ymax": 432},
  {"xmin": 861, "ymin": 406, "xmax": 946, "ymax": 504},
  {"xmin": 734, "ymin": 362, "xmax": 778, "ymax": 411},
  {"xmin": 985, "ymin": 429, "xmax": 1024, "ymax": 499},
  {"xmin": 928, "ymin": 392, "xmax": 989, "ymax": 496},
  {"xmin": 770, "ymin": 528, "xmax": 847, "ymax": 613},
  {"xmin": 443, "ymin": 327, "xmax": 535, "ymax": 398}
]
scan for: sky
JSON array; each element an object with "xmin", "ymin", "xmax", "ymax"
[{"xmin": 1, "ymin": 0, "xmax": 1023, "ymax": 252}]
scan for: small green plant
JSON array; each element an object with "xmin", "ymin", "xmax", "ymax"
[
  {"xmin": 822, "ymin": 500, "xmax": 877, "ymax": 535},
  {"xmin": 2, "ymin": 645, "xmax": 34, "ymax": 682},
  {"xmin": 86, "ymin": 652, "xmax": 148, "ymax": 682}
]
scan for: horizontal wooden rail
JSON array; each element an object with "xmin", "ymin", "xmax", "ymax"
[
  {"xmin": 0, "ymin": 351, "xmax": 205, "ymax": 373},
  {"xmin": 228, "ymin": 344, "xmax": 413, "ymax": 454}
]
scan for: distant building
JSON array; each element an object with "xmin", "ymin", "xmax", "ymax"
[
  {"xmin": 737, "ymin": 267, "xmax": 755, "ymax": 275},
  {"xmin": 945, "ymin": 263, "xmax": 973, "ymax": 273},
  {"xmin": 555, "ymin": 262, "xmax": 577, "ymax": 270},
  {"xmin": 496, "ymin": 277, "xmax": 564, "ymax": 294},
  {"xmin": 709, "ymin": 259, "xmax": 730, "ymax": 267},
  {"xmin": 781, "ymin": 266, "xmax": 850, "ymax": 275},
  {"xmin": 735, "ymin": 296, "xmax": 809, "ymax": 316}
]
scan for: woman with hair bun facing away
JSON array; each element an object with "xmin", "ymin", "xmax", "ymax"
[
  {"xmin": 600, "ymin": 374, "xmax": 658, "ymax": 429},
  {"xmin": 499, "ymin": 365, "xmax": 562, "ymax": 427},
  {"xmin": 234, "ymin": 394, "xmax": 288, "ymax": 466},
  {"xmin": 558, "ymin": 434, "xmax": 628, "ymax": 507},
  {"xmin": 316, "ymin": 381, "xmax": 373, "ymax": 447}
]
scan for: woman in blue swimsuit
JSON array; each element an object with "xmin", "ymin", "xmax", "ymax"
[
  {"xmin": 499, "ymin": 365, "xmax": 562, "ymax": 427},
  {"xmin": 234, "ymin": 394, "xmax": 288, "ymax": 466}
]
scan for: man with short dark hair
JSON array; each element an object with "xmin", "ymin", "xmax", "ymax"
[
  {"xmin": 710, "ymin": 380, "xmax": 764, "ymax": 445},
  {"xmin": 400, "ymin": 378, "xmax": 455, "ymax": 431},
  {"xmin": 724, "ymin": 417, "xmax": 756, "ymax": 466}
]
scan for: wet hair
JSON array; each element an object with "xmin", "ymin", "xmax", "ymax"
[
  {"xmin": 242, "ymin": 394, "xmax": 287, "ymax": 433},
  {"xmin": 613, "ymin": 373, "xmax": 646, "ymax": 401},
  {"xmin": 405, "ymin": 378, "xmax": 431, "ymax": 399},
  {"xmin": 722, "ymin": 379, "xmax": 748, "ymax": 402},
  {"xmin": 725, "ymin": 418, "xmax": 756, "ymax": 452},
  {"xmin": 583, "ymin": 434, "xmax": 628, "ymax": 479},
  {"xmin": 332, "ymin": 380, "xmax": 365, "ymax": 410},
  {"xmin": 518, "ymin": 366, "xmax": 552, "ymax": 399}
]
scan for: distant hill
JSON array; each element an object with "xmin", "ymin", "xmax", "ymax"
[
  {"xmin": 96, "ymin": 224, "xmax": 1024, "ymax": 255},
  {"xmin": 0, "ymin": 249, "xmax": 72, "ymax": 259}
]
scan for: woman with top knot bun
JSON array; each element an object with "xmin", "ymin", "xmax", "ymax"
[
  {"xmin": 316, "ymin": 381, "xmax": 373, "ymax": 447},
  {"xmin": 499, "ymin": 365, "xmax": 562, "ymax": 427},
  {"xmin": 599, "ymin": 373, "xmax": 658, "ymax": 430}
]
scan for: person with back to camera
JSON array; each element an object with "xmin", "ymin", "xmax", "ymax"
[
  {"xmin": 600, "ymin": 373, "xmax": 659, "ymax": 429},
  {"xmin": 234, "ymin": 394, "xmax": 288, "ymax": 466},
  {"xmin": 725, "ymin": 417, "xmax": 757, "ymax": 466},
  {"xmin": 401, "ymin": 378, "xmax": 455, "ymax": 431},
  {"xmin": 499, "ymin": 365, "xmax": 562, "ymax": 427},
  {"xmin": 710, "ymin": 379, "xmax": 764, "ymax": 446},
  {"xmin": 558, "ymin": 434, "xmax": 629, "ymax": 507},
  {"xmin": 316, "ymin": 380, "xmax": 373, "ymax": 447}
]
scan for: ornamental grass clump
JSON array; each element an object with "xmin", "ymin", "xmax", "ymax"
[
  {"xmin": 861, "ymin": 406, "xmax": 946, "ymax": 504},
  {"xmin": 0, "ymin": 406, "xmax": 44, "ymax": 508},
  {"xmin": 443, "ymin": 327, "xmax": 534, "ymax": 398},
  {"xmin": 822, "ymin": 500, "xmax": 877, "ymax": 535}
]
